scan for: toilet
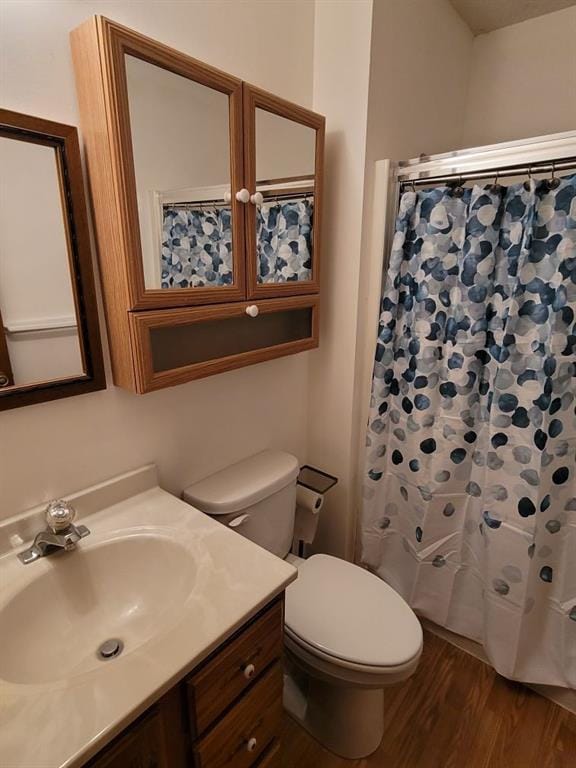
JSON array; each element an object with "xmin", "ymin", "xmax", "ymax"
[{"xmin": 183, "ymin": 451, "xmax": 423, "ymax": 759}]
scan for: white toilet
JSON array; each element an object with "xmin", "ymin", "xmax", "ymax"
[{"xmin": 183, "ymin": 451, "xmax": 422, "ymax": 759}]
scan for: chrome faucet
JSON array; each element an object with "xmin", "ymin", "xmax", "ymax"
[{"xmin": 17, "ymin": 500, "xmax": 90, "ymax": 564}]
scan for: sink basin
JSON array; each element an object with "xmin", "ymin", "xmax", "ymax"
[
  {"xmin": 0, "ymin": 533, "xmax": 196, "ymax": 684},
  {"xmin": 0, "ymin": 467, "xmax": 297, "ymax": 768}
]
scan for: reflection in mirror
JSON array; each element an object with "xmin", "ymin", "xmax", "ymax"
[
  {"xmin": 255, "ymin": 109, "xmax": 316, "ymax": 284},
  {"xmin": 125, "ymin": 55, "xmax": 233, "ymax": 291},
  {"xmin": 0, "ymin": 138, "xmax": 83, "ymax": 388}
]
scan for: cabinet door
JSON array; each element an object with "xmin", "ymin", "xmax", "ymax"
[
  {"xmin": 86, "ymin": 689, "xmax": 187, "ymax": 768},
  {"xmin": 243, "ymin": 84, "xmax": 325, "ymax": 300},
  {"xmin": 73, "ymin": 18, "xmax": 247, "ymax": 311},
  {"xmin": 129, "ymin": 295, "xmax": 319, "ymax": 393}
]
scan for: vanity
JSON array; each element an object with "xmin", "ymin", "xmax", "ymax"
[{"xmin": 0, "ymin": 466, "xmax": 296, "ymax": 767}]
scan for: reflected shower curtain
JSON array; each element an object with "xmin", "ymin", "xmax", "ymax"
[{"xmin": 361, "ymin": 174, "xmax": 576, "ymax": 687}]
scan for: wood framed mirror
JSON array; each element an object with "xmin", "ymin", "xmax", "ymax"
[{"xmin": 0, "ymin": 109, "xmax": 105, "ymax": 411}]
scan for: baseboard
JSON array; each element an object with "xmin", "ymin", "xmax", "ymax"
[{"xmin": 422, "ymin": 618, "xmax": 576, "ymax": 716}]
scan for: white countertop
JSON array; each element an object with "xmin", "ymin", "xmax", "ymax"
[{"xmin": 0, "ymin": 466, "xmax": 297, "ymax": 768}]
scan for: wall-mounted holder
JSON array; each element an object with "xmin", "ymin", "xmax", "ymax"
[{"xmin": 294, "ymin": 465, "xmax": 338, "ymax": 557}]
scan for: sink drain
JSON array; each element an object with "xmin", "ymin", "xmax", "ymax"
[{"xmin": 97, "ymin": 638, "xmax": 124, "ymax": 660}]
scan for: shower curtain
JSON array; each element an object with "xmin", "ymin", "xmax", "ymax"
[{"xmin": 361, "ymin": 173, "xmax": 576, "ymax": 687}]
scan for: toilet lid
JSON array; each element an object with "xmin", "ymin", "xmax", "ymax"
[{"xmin": 285, "ymin": 555, "xmax": 422, "ymax": 668}]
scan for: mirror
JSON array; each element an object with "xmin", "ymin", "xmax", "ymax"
[
  {"xmin": 255, "ymin": 109, "xmax": 316, "ymax": 284},
  {"xmin": 125, "ymin": 55, "xmax": 233, "ymax": 291},
  {"xmin": 0, "ymin": 109, "xmax": 104, "ymax": 410}
]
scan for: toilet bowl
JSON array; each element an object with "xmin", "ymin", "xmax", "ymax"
[
  {"xmin": 283, "ymin": 553, "xmax": 422, "ymax": 758},
  {"xmin": 183, "ymin": 451, "xmax": 422, "ymax": 759}
]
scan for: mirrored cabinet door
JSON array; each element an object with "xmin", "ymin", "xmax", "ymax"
[
  {"xmin": 124, "ymin": 54, "xmax": 245, "ymax": 303},
  {"xmin": 243, "ymin": 85, "xmax": 325, "ymax": 299},
  {"xmin": 76, "ymin": 18, "xmax": 247, "ymax": 311}
]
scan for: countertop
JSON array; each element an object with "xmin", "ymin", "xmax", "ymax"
[{"xmin": 0, "ymin": 466, "xmax": 297, "ymax": 768}]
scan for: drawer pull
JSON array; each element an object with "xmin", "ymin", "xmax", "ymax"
[
  {"xmin": 245, "ymin": 305, "xmax": 259, "ymax": 318},
  {"xmin": 246, "ymin": 737, "xmax": 258, "ymax": 753},
  {"xmin": 236, "ymin": 188, "xmax": 250, "ymax": 203},
  {"xmin": 242, "ymin": 663, "xmax": 256, "ymax": 680}
]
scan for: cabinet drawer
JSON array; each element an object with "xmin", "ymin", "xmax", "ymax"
[
  {"xmin": 193, "ymin": 663, "xmax": 283, "ymax": 768},
  {"xmin": 188, "ymin": 600, "xmax": 283, "ymax": 735},
  {"xmin": 129, "ymin": 295, "xmax": 319, "ymax": 393}
]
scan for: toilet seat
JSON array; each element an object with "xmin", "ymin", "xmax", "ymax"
[{"xmin": 285, "ymin": 555, "xmax": 422, "ymax": 671}]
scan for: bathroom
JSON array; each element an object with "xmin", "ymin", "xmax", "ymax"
[{"xmin": 0, "ymin": 0, "xmax": 574, "ymax": 765}]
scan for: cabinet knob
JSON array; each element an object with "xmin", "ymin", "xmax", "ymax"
[
  {"xmin": 0, "ymin": 372, "xmax": 10, "ymax": 388},
  {"xmin": 246, "ymin": 737, "xmax": 258, "ymax": 753},
  {"xmin": 242, "ymin": 663, "xmax": 256, "ymax": 679},
  {"xmin": 250, "ymin": 192, "xmax": 264, "ymax": 206},
  {"xmin": 235, "ymin": 188, "xmax": 250, "ymax": 203},
  {"xmin": 223, "ymin": 190, "xmax": 232, "ymax": 203},
  {"xmin": 245, "ymin": 305, "xmax": 259, "ymax": 318}
]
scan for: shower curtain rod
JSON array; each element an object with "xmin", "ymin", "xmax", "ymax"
[
  {"xmin": 398, "ymin": 157, "xmax": 576, "ymax": 188},
  {"xmin": 164, "ymin": 190, "xmax": 314, "ymax": 209}
]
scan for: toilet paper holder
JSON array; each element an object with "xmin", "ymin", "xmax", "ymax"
[
  {"xmin": 294, "ymin": 465, "xmax": 338, "ymax": 557},
  {"xmin": 297, "ymin": 465, "xmax": 338, "ymax": 495}
]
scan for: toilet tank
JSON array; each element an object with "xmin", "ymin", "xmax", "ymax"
[{"xmin": 182, "ymin": 451, "xmax": 299, "ymax": 558}]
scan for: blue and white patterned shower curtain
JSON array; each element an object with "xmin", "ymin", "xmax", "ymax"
[
  {"xmin": 161, "ymin": 197, "xmax": 313, "ymax": 288},
  {"xmin": 361, "ymin": 174, "xmax": 576, "ymax": 687},
  {"xmin": 161, "ymin": 206, "xmax": 233, "ymax": 288}
]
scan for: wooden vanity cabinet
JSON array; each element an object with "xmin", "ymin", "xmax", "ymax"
[
  {"xmin": 85, "ymin": 597, "xmax": 284, "ymax": 768},
  {"xmin": 70, "ymin": 16, "xmax": 324, "ymax": 394}
]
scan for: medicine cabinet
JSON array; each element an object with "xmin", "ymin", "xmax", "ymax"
[{"xmin": 71, "ymin": 17, "xmax": 324, "ymax": 393}]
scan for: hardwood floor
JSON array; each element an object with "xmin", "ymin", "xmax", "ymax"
[{"xmin": 280, "ymin": 631, "xmax": 576, "ymax": 768}]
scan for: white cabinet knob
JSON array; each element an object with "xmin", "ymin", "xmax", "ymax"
[
  {"xmin": 245, "ymin": 305, "xmax": 259, "ymax": 318},
  {"xmin": 246, "ymin": 737, "xmax": 258, "ymax": 753},
  {"xmin": 235, "ymin": 188, "xmax": 250, "ymax": 203},
  {"xmin": 223, "ymin": 190, "xmax": 231, "ymax": 203},
  {"xmin": 243, "ymin": 663, "xmax": 256, "ymax": 679},
  {"xmin": 250, "ymin": 191, "xmax": 264, "ymax": 205}
]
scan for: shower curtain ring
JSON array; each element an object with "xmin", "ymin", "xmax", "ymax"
[
  {"xmin": 453, "ymin": 175, "xmax": 465, "ymax": 197},
  {"xmin": 410, "ymin": 179, "xmax": 416, "ymax": 193},
  {"xmin": 524, "ymin": 166, "xmax": 533, "ymax": 191},
  {"xmin": 550, "ymin": 160, "xmax": 561, "ymax": 189},
  {"xmin": 491, "ymin": 170, "xmax": 501, "ymax": 194}
]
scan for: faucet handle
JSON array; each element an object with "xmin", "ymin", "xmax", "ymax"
[{"xmin": 45, "ymin": 499, "xmax": 76, "ymax": 532}]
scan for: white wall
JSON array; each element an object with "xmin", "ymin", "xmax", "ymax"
[
  {"xmin": 366, "ymin": 0, "xmax": 473, "ymax": 164},
  {"xmin": 347, "ymin": 1, "xmax": 575, "ymax": 561},
  {"xmin": 0, "ymin": 0, "xmax": 314, "ymax": 521},
  {"xmin": 306, "ymin": 0, "xmax": 374, "ymax": 558},
  {"xmin": 2, "ymin": 0, "xmax": 571, "ymax": 558},
  {"xmin": 462, "ymin": 7, "xmax": 576, "ymax": 147},
  {"xmin": 307, "ymin": 0, "xmax": 474, "ymax": 558}
]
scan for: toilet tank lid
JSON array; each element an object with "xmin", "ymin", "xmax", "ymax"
[{"xmin": 182, "ymin": 450, "xmax": 299, "ymax": 515}]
